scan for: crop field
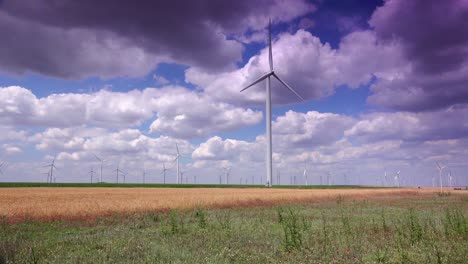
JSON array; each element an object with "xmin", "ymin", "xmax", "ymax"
[
  {"xmin": 0, "ymin": 187, "xmax": 431, "ymax": 223},
  {"xmin": 0, "ymin": 187, "xmax": 467, "ymax": 263}
]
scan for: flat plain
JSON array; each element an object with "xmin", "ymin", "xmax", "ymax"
[
  {"xmin": 0, "ymin": 186, "xmax": 443, "ymax": 222},
  {"xmin": 0, "ymin": 187, "xmax": 467, "ymax": 263}
]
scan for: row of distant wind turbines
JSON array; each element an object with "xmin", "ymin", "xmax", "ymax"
[
  {"xmin": 37, "ymin": 150, "xmax": 458, "ymax": 188},
  {"xmin": 2, "ymin": 20, "xmax": 460, "ymax": 189}
]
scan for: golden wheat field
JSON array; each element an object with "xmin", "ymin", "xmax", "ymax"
[{"xmin": 0, "ymin": 187, "xmax": 464, "ymax": 223}]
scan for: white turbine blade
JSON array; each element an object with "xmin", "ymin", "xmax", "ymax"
[
  {"xmin": 272, "ymin": 73, "xmax": 304, "ymax": 101},
  {"xmin": 240, "ymin": 72, "xmax": 272, "ymax": 92},
  {"xmin": 176, "ymin": 143, "xmax": 180, "ymax": 154},
  {"xmin": 269, "ymin": 18, "xmax": 273, "ymax": 71}
]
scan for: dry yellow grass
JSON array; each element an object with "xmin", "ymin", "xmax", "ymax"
[{"xmin": 0, "ymin": 187, "xmax": 464, "ymax": 222}]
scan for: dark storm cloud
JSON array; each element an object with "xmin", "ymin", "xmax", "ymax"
[
  {"xmin": 367, "ymin": 0, "xmax": 468, "ymax": 112},
  {"xmin": 370, "ymin": 0, "xmax": 468, "ymax": 74},
  {"xmin": 0, "ymin": 0, "xmax": 314, "ymax": 79}
]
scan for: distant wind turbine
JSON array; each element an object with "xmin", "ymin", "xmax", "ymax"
[
  {"xmin": 94, "ymin": 154, "xmax": 106, "ymax": 183},
  {"xmin": 223, "ymin": 166, "xmax": 231, "ymax": 185},
  {"xmin": 161, "ymin": 162, "xmax": 168, "ymax": 184},
  {"xmin": 446, "ymin": 169, "xmax": 452, "ymax": 187},
  {"xmin": 114, "ymin": 162, "xmax": 124, "ymax": 184},
  {"xmin": 327, "ymin": 172, "xmax": 333, "ymax": 186},
  {"xmin": 43, "ymin": 156, "xmax": 57, "ymax": 183},
  {"xmin": 0, "ymin": 162, "xmax": 4, "ymax": 175},
  {"xmin": 394, "ymin": 170, "xmax": 401, "ymax": 188},
  {"xmin": 240, "ymin": 19, "xmax": 304, "ymax": 187},
  {"xmin": 89, "ymin": 167, "xmax": 95, "ymax": 183},
  {"xmin": 436, "ymin": 162, "xmax": 446, "ymax": 192},
  {"xmin": 174, "ymin": 143, "xmax": 184, "ymax": 184},
  {"xmin": 142, "ymin": 165, "xmax": 146, "ymax": 184},
  {"xmin": 303, "ymin": 165, "xmax": 308, "ymax": 186}
]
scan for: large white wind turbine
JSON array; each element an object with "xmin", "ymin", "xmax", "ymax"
[
  {"xmin": 436, "ymin": 162, "xmax": 446, "ymax": 192},
  {"xmin": 240, "ymin": 19, "xmax": 304, "ymax": 187}
]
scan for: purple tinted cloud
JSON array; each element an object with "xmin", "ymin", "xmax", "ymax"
[
  {"xmin": 0, "ymin": 0, "xmax": 315, "ymax": 78},
  {"xmin": 367, "ymin": 0, "xmax": 468, "ymax": 111},
  {"xmin": 370, "ymin": 0, "xmax": 468, "ymax": 74}
]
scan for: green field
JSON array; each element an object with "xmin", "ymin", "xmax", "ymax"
[
  {"xmin": 1, "ymin": 192, "xmax": 466, "ymax": 263},
  {"xmin": 0, "ymin": 182, "xmax": 379, "ymax": 189}
]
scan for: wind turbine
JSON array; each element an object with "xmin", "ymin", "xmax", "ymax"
[
  {"xmin": 394, "ymin": 170, "xmax": 401, "ymax": 188},
  {"xmin": 384, "ymin": 171, "xmax": 388, "ymax": 187},
  {"xmin": 327, "ymin": 172, "xmax": 333, "ymax": 186},
  {"xmin": 94, "ymin": 154, "xmax": 106, "ymax": 183},
  {"xmin": 174, "ymin": 143, "xmax": 184, "ymax": 184},
  {"xmin": 89, "ymin": 167, "xmax": 95, "ymax": 183},
  {"xmin": 0, "ymin": 162, "xmax": 3, "ymax": 175},
  {"xmin": 114, "ymin": 162, "xmax": 124, "ymax": 184},
  {"xmin": 276, "ymin": 170, "xmax": 281, "ymax": 185},
  {"xmin": 223, "ymin": 166, "xmax": 231, "ymax": 185},
  {"xmin": 447, "ymin": 169, "xmax": 452, "ymax": 187},
  {"xmin": 142, "ymin": 165, "xmax": 146, "ymax": 184},
  {"xmin": 44, "ymin": 156, "xmax": 57, "ymax": 183},
  {"xmin": 43, "ymin": 172, "xmax": 50, "ymax": 182},
  {"xmin": 240, "ymin": 19, "xmax": 304, "ymax": 187},
  {"xmin": 303, "ymin": 165, "xmax": 308, "ymax": 186},
  {"xmin": 436, "ymin": 162, "xmax": 446, "ymax": 192},
  {"xmin": 161, "ymin": 162, "xmax": 168, "ymax": 184}
]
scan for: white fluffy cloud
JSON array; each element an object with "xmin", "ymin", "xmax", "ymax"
[
  {"xmin": 0, "ymin": 86, "xmax": 262, "ymax": 138},
  {"xmin": 148, "ymin": 87, "xmax": 262, "ymax": 138},
  {"xmin": 186, "ymin": 29, "xmax": 404, "ymax": 106}
]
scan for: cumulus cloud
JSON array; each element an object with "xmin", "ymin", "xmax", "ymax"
[
  {"xmin": 31, "ymin": 127, "xmax": 193, "ymax": 163},
  {"xmin": 186, "ymin": 29, "xmax": 403, "ymax": 106},
  {"xmin": 345, "ymin": 105, "xmax": 468, "ymax": 142},
  {"xmin": 192, "ymin": 136, "xmax": 263, "ymax": 163},
  {"xmin": 273, "ymin": 110, "xmax": 355, "ymax": 150},
  {"xmin": 370, "ymin": 0, "xmax": 468, "ymax": 74},
  {"xmin": 0, "ymin": 0, "xmax": 315, "ymax": 78},
  {"xmin": 367, "ymin": 0, "xmax": 468, "ymax": 111},
  {"xmin": 0, "ymin": 86, "xmax": 262, "ymax": 138},
  {"xmin": 147, "ymin": 87, "xmax": 262, "ymax": 139}
]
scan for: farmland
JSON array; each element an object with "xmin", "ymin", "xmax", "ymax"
[{"xmin": 1, "ymin": 187, "xmax": 467, "ymax": 263}]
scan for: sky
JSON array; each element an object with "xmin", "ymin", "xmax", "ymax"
[{"xmin": 0, "ymin": 0, "xmax": 467, "ymax": 186}]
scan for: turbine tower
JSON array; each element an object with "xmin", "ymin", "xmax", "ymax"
[
  {"xmin": 114, "ymin": 162, "xmax": 124, "ymax": 184},
  {"xmin": 223, "ymin": 166, "xmax": 231, "ymax": 184},
  {"xmin": 447, "ymin": 169, "xmax": 452, "ymax": 187},
  {"xmin": 240, "ymin": 19, "xmax": 304, "ymax": 187},
  {"xmin": 394, "ymin": 170, "xmax": 401, "ymax": 188},
  {"xmin": 89, "ymin": 167, "xmax": 95, "ymax": 183},
  {"xmin": 44, "ymin": 156, "xmax": 57, "ymax": 183},
  {"xmin": 161, "ymin": 162, "xmax": 168, "ymax": 184},
  {"xmin": 174, "ymin": 143, "xmax": 183, "ymax": 184},
  {"xmin": 303, "ymin": 166, "xmax": 308, "ymax": 186}
]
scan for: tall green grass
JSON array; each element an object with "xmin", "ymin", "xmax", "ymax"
[{"xmin": 0, "ymin": 194, "xmax": 466, "ymax": 263}]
